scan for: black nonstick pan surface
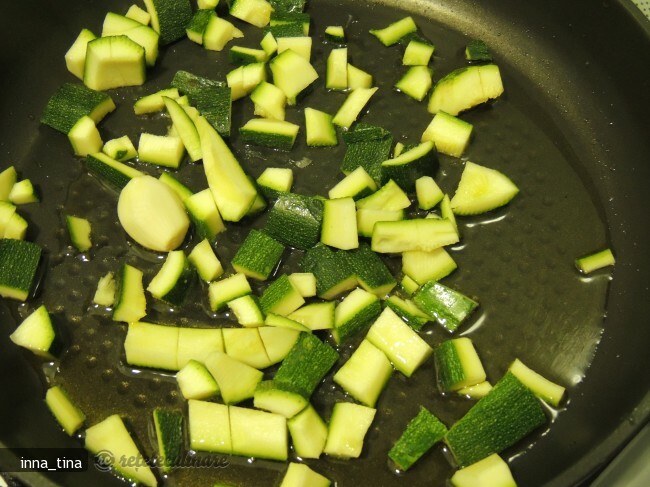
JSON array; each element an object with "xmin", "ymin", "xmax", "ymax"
[{"xmin": 0, "ymin": 0, "xmax": 649, "ymax": 486}]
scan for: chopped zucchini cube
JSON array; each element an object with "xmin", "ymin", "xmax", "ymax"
[
  {"xmin": 85, "ymin": 414, "xmax": 157, "ymax": 487},
  {"xmin": 333, "ymin": 288, "xmax": 381, "ymax": 344},
  {"xmin": 229, "ymin": 405, "xmax": 288, "ymax": 460},
  {"xmin": 0, "ymin": 238, "xmax": 42, "ymax": 301},
  {"xmin": 388, "ymin": 406, "xmax": 447, "ymax": 471},
  {"xmin": 83, "ymin": 35, "xmax": 146, "ymax": 91},
  {"xmin": 188, "ymin": 399, "xmax": 231, "ymax": 454},
  {"xmin": 372, "ymin": 218, "xmax": 459, "ymax": 254},
  {"xmin": 434, "ymin": 338, "xmax": 487, "ymax": 392},
  {"xmin": 124, "ymin": 321, "xmax": 179, "ymax": 371},
  {"xmin": 422, "ymin": 111, "xmax": 473, "ymax": 158},
  {"xmin": 385, "ymin": 295, "xmax": 430, "ymax": 331},
  {"xmin": 321, "ymin": 197, "xmax": 359, "ymax": 250},
  {"xmin": 287, "ymin": 404, "xmax": 328, "ymax": 459},
  {"xmin": 413, "ymin": 281, "xmax": 478, "ymax": 333},
  {"xmin": 222, "ymin": 327, "xmax": 272, "ymax": 369},
  {"xmin": 402, "ymin": 247, "xmax": 457, "ymax": 285},
  {"xmin": 369, "ymin": 16, "xmax": 417, "ymax": 46},
  {"xmin": 188, "ymin": 238, "xmax": 224, "ymax": 282},
  {"xmin": 333, "ymin": 339, "xmax": 392, "ymax": 406},
  {"xmin": 265, "ymin": 193, "xmax": 324, "ymax": 250},
  {"xmin": 300, "ymin": 244, "xmax": 358, "ymax": 299},
  {"xmin": 366, "ymin": 307, "xmax": 432, "ymax": 377},
  {"xmin": 253, "ymin": 380, "xmax": 309, "ymax": 418},
  {"xmin": 239, "ymin": 118, "xmax": 300, "ymax": 151},
  {"xmin": 324, "ymin": 402, "xmax": 376, "ymax": 458},
  {"xmin": 208, "ymin": 273, "xmax": 252, "ymax": 312},
  {"xmin": 204, "ymin": 351, "xmax": 263, "ymax": 404},
  {"xmin": 280, "ymin": 462, "xmax": 331, "ymax": 487},
  {"xmin": 45, "ymin": 386, "xmax": 86, "ymax": 436},
  {"xmin": 508, "ymin": 358, "xmax": 566, "ymax": 407},
  {"xmin": 11, "ymin": 306, "xmax": 56, "ymax": 361},
  {"xmin": 347, "ymin": 243, "xmax": 397, "ymax": 297},
  {"xmin": 147, "ymin": 250, "xmax": 195, "ymax": 306},
  {"xmin": 260, "ymin": 274, "xmax": 305, "ymax": 316},
  {"xmin": 152, "ymin": 408, "xmax": 183, "ymax": 473},
  {"xmin": 288, "ymin": 301, "xmax": 335, "ymax": 330},
  {"xmin": 445, "ymin": 372, "xmax": 547, "ymax": 467},
  {"xmin": 451, "ymin": 454, "xmax": 516, "ymax": 487},
  {"xmin": 274, "ymin": 332, "xmax": 339, "ymax": 398},
  {"xmin": 176, "ymin": 359, "xmax": 219, "ymax": 400},
  {"xmin": 232, "ymin": 229, "xmax": 285, "ymax": 281}
]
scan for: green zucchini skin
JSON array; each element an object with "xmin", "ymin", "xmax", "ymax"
[
  {"xmin": 153, "ymin": 408, "xmax": 184, "ymax": 473},
  {"xmin": 388, "ymin": 406, "xmax": 448, "ymax": 471},
  {"xmin": 232, "ymin": 229, "xmax": 285, "ymax": 281},
  {"xmin": 259, "ymin": 274, "xmax": 304, "ymax": 316},
  {"xmin": 340, "ymin": 123, "xmax": 393, "ymax": 185},
  {"xmin": 273, "ymin": 332, "xmax": 339, "ymax": 398},
  {"xmin": 144, "ymin": 0, "xmax": 193, "ymax": 46},
  {"xmin": 41, "ymin": 82, "xmax": 115, "ymax": 134},
  {"xmin": 300, "ymin": 244, "xmax": 358, "ymax": 299},
  {"xmin": 346, "ymin": 243, "xmax": 397, "ymax": 297},
  {"xmin": 445, "ymin": 372, "xmax": 547, "ymax": 467},
  {"xmin": 413, "ymin": 281, "xmax": 478, "ymax": 332},
  {"xmin": 265, "ymin": 192, "xmax": 324, "ymax": 250},
  {"xmin": 171, "ymin": 70, "xmax": 232, "ymax": 137},
  {"xmin": 0, "ymin": 238, "xmax": 42, "ymax": 301}
]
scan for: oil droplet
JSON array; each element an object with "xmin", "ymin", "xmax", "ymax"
[
  {"xmin": 85, "ymin": 355, "xmax": 98, "ymax": 369},
  {"xmin": 117, "ymin": 381, "xmax": 130, "ymax": 395},
  {"xmin": 101, "ymin": 368, "xmax": 114, "ymax": 382},
  {"xmin": 134, "ymin": 393, "xmax": 147, "ymax": 407}
]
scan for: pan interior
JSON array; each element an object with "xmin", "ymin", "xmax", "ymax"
[{"xmin": 1, "ymin": 0, "xmax": 636, "ymax": 486}]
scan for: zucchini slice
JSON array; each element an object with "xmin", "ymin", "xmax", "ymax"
[
  {"xmin": 287, "ymin": 404, "xmax": 328, "ymax": 459},
  {"xmin": 422, "ymin": 111, "xmax": 473, "ymax": 158},
  {"xmin": 147, "ymin": 250, "xmax": 195, "ymax": 305},
  {"xmin": 65, "ymin": 215, "xmax": 92, "ymax": 252},
  {"xmin": 333, "ymin": 339, "xmax": 392, "ymax": 407},
  {"xmin": 508, "ymin": 358, "xmax": 566, "ymax": 407},
  {"xmin": 45, "ymin": 386, "xmax": 86, "ymax": 436},
  {"xmin": 142, "ymin": 0, "xmax": 193, "ymax": 45},
  {"xmin": 208, "ymin": 273, "xmax": 252, "ymax": 311},
  {"xmin": 232, "ymin": 229, "xmax": 285, "ymax": 281},
  {"xmin": 434, "ymin": 338, "xmax": 487, "ymax": 392},
  {"xmin": 428, "ymin": 64, "xmax": 504, "ymax": 115},
  {"xmin": 366, "ymin": 307, "xmax": 433, "ymax": 377},
  {"xmin": 413, "ymin": 281, "xmax": 478, "ymax": 333},
  {"xmin": 451, "ymin": 454, "xmax": 516, "ymax": 487},
  {"xmin": 273, "ymin": 332, "xmax": 339, "ymax": 398},
  {"xmin": 0, "ymin": 238, "xmax": 42, "ymax": 301},
  {"xmin": 197, "ymin": 115, "xmax": 259, "ymax": 221},
  {"xmin": 321, "ymin": 197, "xmax": 359, "ymax": 250},
  {"xmin": 369, "ymin": 16, "xmax": 418, "ymax": 46},
  {"xmin": 176, "ymin": 359, "xmax": 219, "ymax": 400},
  {"xmin": 83, "ymin": 35, "xmax": 146, "ymax": 91},
  {"xmin": 41, "ymin": 83, "xmax": 115, "ymax": 134},
  {"xmin": 280, "ymin": 463, "xmax": 331, "ymax": 487},
  {"xmin": 9, "ymin": 305, "xmax": 60, "ymax": 359},
  {"xmin": 333, "ymin": 288, "xmax": 381, "ymax": 344},
  {"xmin": 332, "ymin": 87, "xmax": 378, "ymax": 129},
  {"xmin": 85, "ymin": 415, "xmax": 157, "ymax": 487},
  {"xmin": 445, "ymin": 372, "xmax": 547, "ymax": 467},
  {"xmin": 324, "ymin": 402, "xmax": 376, "ymax": 458},
  {"xmin": 204, "ymin": 351, "xmax": 263, "ymax": 404},
  {"xmin": 388, "ymin": 406, "xmax": 448, "ymax": 471},
  {"xmin": 450, "ymin": 161, "xmax": 519, "ymax": 215},
  {"xmin": 152, "ymin": 408, "xmax": 183, "ymax": 473},
  {"xmin": 575, "ymin": 248, "xmax": 615, "ymax": 274}
]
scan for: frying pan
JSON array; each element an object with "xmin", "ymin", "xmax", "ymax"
[{"xmin": 1, "ymin": 0, "xmax": 649, "ymax": 486}]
